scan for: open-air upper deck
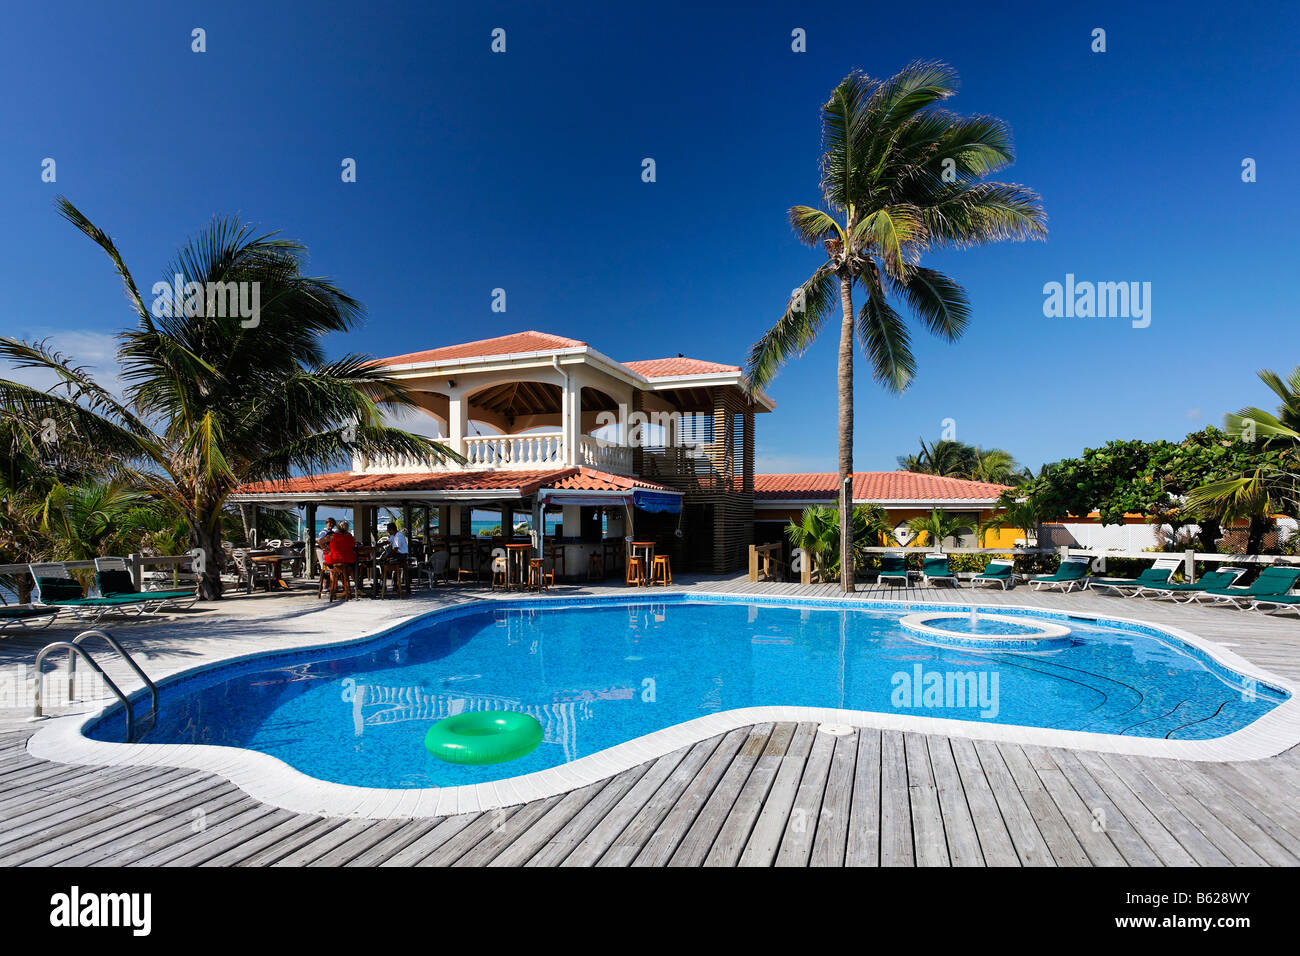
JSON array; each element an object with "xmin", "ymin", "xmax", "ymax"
[{"xmin": 355, "ymin": 330, "xmax": 773, "ymax": 478}]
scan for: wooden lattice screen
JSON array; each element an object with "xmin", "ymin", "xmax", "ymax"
[{"xmin": 638, "ymin": 386, "xmax": 755, "ymax": 573}]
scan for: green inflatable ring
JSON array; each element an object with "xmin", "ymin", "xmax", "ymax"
[{"xmin": 424, "ymin": 711, "xmax": 544, "ymax": 765}]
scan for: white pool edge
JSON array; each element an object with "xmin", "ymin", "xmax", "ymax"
[{"xmin": 27, "ymin": 590, "xmax": 1300, "ymax": 819}]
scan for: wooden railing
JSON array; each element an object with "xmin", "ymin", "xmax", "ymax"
[{"xmin": 747, "ymin": 543, "xmax": 783, "ymax": 583}]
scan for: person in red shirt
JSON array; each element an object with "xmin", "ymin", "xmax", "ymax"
[{"xmin": 325, "ymin": 520, "xmax": 357, "ymax": 566}]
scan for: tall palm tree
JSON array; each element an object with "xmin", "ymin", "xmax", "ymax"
[
  {"xmin": 747, "ymin": 63, "xmax": 1047, "ymax": 591},
  {"xmin": 0, "ymin": 198, "xmax": 459, "ymax": 598}
]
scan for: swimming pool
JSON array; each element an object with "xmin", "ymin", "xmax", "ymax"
[{"xmin": 83, "ymin": 596, "xmax": 1289, "ymax": 791}]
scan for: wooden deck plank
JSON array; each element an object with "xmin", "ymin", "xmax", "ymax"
[
  {"xmin": 844, "ymin": 729, "xmax": 882, "ymax": 866},
  {"xmin": 703, "ymin": 722, "xmax": 796, "ymax": 867},
  {"xmin": 737, "ymin": 722, "xmax": 817, "ymax": 866},
  {"xmin": 878, "ymin": 730, "xmax": 915, "ymax": 866},
  {"xmin": 904, "ymin": 732, "xmax": 949, "ymax": 867},
  {"xmin": 809, "ymin": 731, "xmax": 857, "ymax": 867},
  {"xmin": 634, "ymin": 726, "xmax": 753, "ymax": 867},
  {"xmin": 775, "ymin": 726, "xmax": 837, "ymax": 866},
  {"xmin": 926, "ymin": 736, "xmax": 984, "ymax": 867},
  {"xmin": 666, "ymin": 723, "xmax": 773, "ymax": 867}
]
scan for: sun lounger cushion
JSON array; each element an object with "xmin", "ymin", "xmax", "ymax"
[
  {"xmin": 35, "ymin": 577, "xmax": 84, "ymax": 601},
  {"xmin": 0, "ymin": 606, "xmax": 58, "ymax": 619},
  {"xmin": 96, "ymin": 569, "xmax": 138, "ymax": 597}
]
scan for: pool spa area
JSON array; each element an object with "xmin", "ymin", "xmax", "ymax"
[{"xmin": 82, "ymin": 596, "xmax": 1290, "ymax": 791}]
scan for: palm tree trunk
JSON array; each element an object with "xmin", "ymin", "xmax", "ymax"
[
  {"xmin": 837, "ymin": 275, "xmax": 855, "ymax": 592},
  {"xmin": 191, "ymin": 514, "xmax": 225, "ymax": 600}
]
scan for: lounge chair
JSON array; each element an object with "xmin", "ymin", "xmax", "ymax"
[
  {"xmin": 1087, "ymin": 557, "xmax": 1182, "ymax": 596},
  {"xmin": 877, "ymin": 552, "xmax": 909, "ymax": 587},
  {"xmin": 1133, "ymin": 567, "xmax": 1246, "ymax": 601},
  {"xmin": 971, "ymin": 558, "xmax": 1015, "ymax": 590},
  {"xmin": 921, "ymin": 553, "xmax": 959, "ymax": 587},
  {"xmin": 1190, "ymin": 566, "xmax": 1300, "ymax": 610},
  {"xmin": 1028, "ymin": 557, "xmax": 1091, "ymax": 593},
  {"xmin": 28, "ymin": 562, "xmax": 160, "ymax": 624},
  {"xmin": 94, "ymin": 557, "xmax": 196, "ymax": 612},
  {"xmin": 0, "ymin": 593, "xmax": 60, "ymax": 630}
]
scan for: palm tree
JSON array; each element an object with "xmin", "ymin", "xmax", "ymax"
[
  {"xmin": 978, "ymin": 493, "xmax": 1041, "ymax": 546},
  {"xmin": 747, "ymin": 62, "xmax": 1046, "ymax": 591},
  {"xmin": 786, "ymin": 505, "xmax": 840, "ymax": 582},
  {"xmin": 0, "ymin": 198, "xmax": 459, "ymax": 599},
  {"xmin": 1187, "ymin": 366, "xmax": 1300, "ymax": 552},
  {"xmin": 897, "ymin": 438, "xmax": 976, "ymax": 476},
  {"xmin": 969, "ymin": 447, "xmax": 1020, "ymax": 484},
  {"xmin": 904, "ymin": 508, "xmax": 974, "ymax": 549}
]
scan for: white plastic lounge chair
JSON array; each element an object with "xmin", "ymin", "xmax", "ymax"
[
  {"xmin": 1135, "ymin": 567, "xmax": 1246, "ymax": 601},
  {"xmin": 877, "ymin": 552, "xmax": 909, "ymax": 587},
  {"xmin": 1087, "ymin": 557, "xmax": 1182, "ymax": 596},
  {"xmin": 1028, "ymin": 556, "xmax": 1092, "ymax": 593},
  {"xmin": 94, "ymin": 557, "xmax": 196, "ymax": 612},
  {"xmin": 971, "ymin": 558, "xmax": 1015, "ymax": 590},
  {"xmin": 921, "ymin": 553, "xmax": 959, "ymax": 587}
]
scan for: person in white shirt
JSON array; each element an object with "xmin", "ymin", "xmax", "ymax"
[{"xmin": 386, "ymin": 523, "xmax": 408, "ymax": 555}]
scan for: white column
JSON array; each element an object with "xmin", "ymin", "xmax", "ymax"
[
  {"xmin": 563, "ymin": 374, "xmax": 581, "ymax": 467},
  {"xmin": 448, "ymin": 390, "xmax": 468, "ymax": 460}
]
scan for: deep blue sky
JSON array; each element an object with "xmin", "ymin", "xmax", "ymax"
[{"xmin": 3, "ymin": 0, "xmax": 1297, "ymax": 473}]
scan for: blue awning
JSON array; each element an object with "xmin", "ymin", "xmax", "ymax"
[{"xmin": 632, "ymin": 490, "xmax": 682, "ymax": 514}]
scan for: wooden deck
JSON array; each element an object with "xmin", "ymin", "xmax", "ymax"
[{"xmin": 3, "ymin": 577, "xmax": 1300, "ymax": 866}]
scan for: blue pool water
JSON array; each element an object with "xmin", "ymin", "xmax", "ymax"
[
  {"xmin": 916, "ymin": 617, "xmax": 1045, "ymax": 636},
  {"xmin": 87, "ymin": 598, "xmax": 1288, "ymax": 789}
]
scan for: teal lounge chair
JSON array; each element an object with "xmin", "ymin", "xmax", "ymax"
[
  {"xmin": 1087, "ymin": 558, "xmax": 1182, "ymax": 596},
  {"xmin": 95, "ymin": 557, "xmax": 196, "ymax": 612},
  {"xmin": 921, "ymin": 553, "xmax": 959, "ymax": 587},
  {"xmin": 29, "ymin": 562, "xmax": 162, "ymax": 625},
  {"xmin": 1190, "ymin": 566, "xmax": 1300, "ymax": 610},
  {"xmin": 1134, "ymin": 567, "xmax": 1246, "ymax": 601},
  {"xmin": 971, "ymin": 558, "xmax": 1015, "ymax": 590},
  {"xmin": 0, "ymin": 594, "xmax": 59, "ymax": 631},
  {"xmin": 1028, "ymin": 557, "xmax": 1091, "ymax": 593},
  {"xmin": 877, "ymin": 552, "xmax": 909, "ymax": 587}
]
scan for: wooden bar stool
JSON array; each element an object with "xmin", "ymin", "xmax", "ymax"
[
  {"xmin": 380, "ymin": 559, "xmax": 407, "ymax": 599},
  {"xmin": 326, "ymin": 564, "xmax": 354, "ymax": 602},
  {"xmin": 650, "ymin": 554, "xmax": 672, "ymax": 586},
  {"xmin": 528, "ymin": 558, "xmax": 553, "ymax": 592},
  {"xmin": 587, "ymin": 552, "xmax": 603, "ymax": 580},
  {"xmin": 625, "ymin": 554, "xmax": 646, "ymax": 587}
]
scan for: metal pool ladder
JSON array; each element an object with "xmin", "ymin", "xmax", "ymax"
[{"xmin": 33, "ymin": 629, "xmax": 159, "ymax": 742}]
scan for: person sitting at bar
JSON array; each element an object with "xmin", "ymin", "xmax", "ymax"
[
  {"xmin": 315, "ymin": 516, "xmax": 337, "ymax": 550},
  {"xmin": 386, "ymin": 522, "xmax": 408, "ymax": 556},
  {"xmin": 325, "ymin": 520, "xmax": 356, "ymax": 567}
]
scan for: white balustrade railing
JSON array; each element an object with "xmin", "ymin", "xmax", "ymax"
[
  {"xmin": 353, "ymin": 431, "xmax": 636, "ymax": 476},
  {"xmin": 463, "ymin": 433, "xmax": 565, "ymax": 469},
  {"xmin": 578, "ymin": 436, "xmax": 634, "ymax": 475}
]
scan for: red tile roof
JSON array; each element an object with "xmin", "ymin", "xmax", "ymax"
[
  {"xmin": 550, "ymin": 468, "xmax": 676, "ymax": 492},
  {"xmin": 375, "ymin": 331, "xmax": 587, "ymax": 367},
  {"xmin": 235, "ymin": 467, "xmax": 675, "ymax": 498},
  {"xmin": 755, "ymin": 472, "xmax": 1011, "ymax": 502},
  {"xmin": 621, "ymin": 357, "xmax": 741, "ymax": 379},
  {"xmin": 370, "ymin": 328, "xmax": 746, "ymax": 385}
]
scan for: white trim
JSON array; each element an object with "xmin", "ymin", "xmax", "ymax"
[{"xmin": 28, "ymin": 591, "xmax": 1300, "ymax": 820}]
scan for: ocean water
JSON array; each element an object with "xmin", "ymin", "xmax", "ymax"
[{"xmin": 87, "ymin": 598, "xmax": 1287, "ymax": 789}]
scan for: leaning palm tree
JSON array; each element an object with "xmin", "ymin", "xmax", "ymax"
[
  {"xmin": 904, "ymin": 509, "xmax": 974, "ymax": 550},
  {"xmin": 1186, "ymin": 365, "xmax": 1300, "ymax": 550},
  {"xmin": 0, "ymin": 198, "xmax": 459, "ymax": 599},
  {"xmin": 747, "ymin": 62, "xmax": 1047, "ymax": 591}
]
